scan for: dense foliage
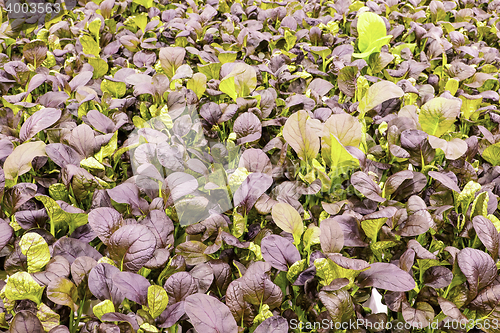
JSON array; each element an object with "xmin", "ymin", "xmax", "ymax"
[{"xmin": 1, "ymin": 0, "xmax": 500, "ymax": 332}]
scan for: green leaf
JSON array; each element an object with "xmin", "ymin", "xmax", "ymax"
[
  {"xmin": 133, "ymin": 0, "xmax": 153, "ymax": 8},
  {"xmin": 419, "ymin": 97, "xmax": 461, "ymax": 137},
  {"xmin": 283, "ymin": 110, "xmax": 320, "ymax": 161},
  {"xmin": 93, "ymin": 299, "xmax": 115, "ymax": 320},
  {"xmin": 4, "ymin": 271, "xmax": 44, "ymax": 305},
  {"xmin": 219, "ymin": 63, "xmax": 257, "ymax": 101},
  {"xmin": 353, "ymin": 12, "xmax": 392, "ymax": 60},
  {"xmin": 35, "ymin": 195, "xmax": 88, "ymax": 235},
  {"xmin": 186, "ymin": 73, "xmax": 207, "ymax": 99},
  {"xmin": 471, "ymin": 191, "xmax": 489, "ymax": 219},
  {"xmin": 88, "ymin": 18, "xmax": 101, "ymax": 40},
  {"xmin": 323, "ymin": 134, "xmax": 359, "ymax": 175},
  {"xmin": 445, "ymin": 78, "xmax": 459, "ymax": 95},
  {"xmin": 217, "ymin": 52, "xmax": 237, "ymax": 64},
  {"xmin": 95, "ymin": 131, "xmax": 118, "ymax": 162},
  {"xmin": 361, "ymin": 218, "xmax": 387, "ymax": 243},
  {"xmin": 80, "ymin": 156, "xmax": 105, "ymax": 172},
  {"xmin": 19, "ymin": 232, "xmax": 51, "ymax": 273},
  {"xmin": 271, "ymin": 202, "xmax": 304, "ymax": 242},
  {"xmin": 80, "ymin": 35, "xmax": 100, "ymax": 57},
  {"xmin": 135, "ymin": 13, "xmax": 148, "ymax": 33},
  {"xmin": 357, "ymin": 81, "xmax": 404, "ymax": 117},
  {"xmin": 303, "ymin": 226, "xmax": 321, "ymax": 253},
  {"xmin": 88, "ymin": 58, "xmax": 108, "ymax": 79},
  {"xmin": 287, "ymin": 259, "xmax": 307, "ymax": 283},
  {"xmin": 232, "ymin": 209, "xmax": 246, "ymax": 239},
  {"xmin": 197, "ymin": 63, "xmax": 221, "ymax": 81},
  {"xmin": 284, "ymin": 30, "xmax": 296, "ymax": 51},
  {"xmin": 147, "ymin": 285, "xmax": 168, "ymax": 319},
  {"xmin": 314, "ymin": 258, "xmax": 360, "ymax": 287},
  {"xmin": 456, "ymin": 180, "xmax": 482, "ymax": 213},
  {"xmin": 487, "ymin": 214, "xmax": 500, "ymax": 233},
  {"xmin": 49, "ymin": 183, "xmax": 69, "ymax": 202},
  {"xmin": 370, "ymin": 241, "xmax": 398, "ymax": 261},
  {"xmin": 101, "ymin": 79, "xmax": 126, "ymax": 98},
  {"xmin": 37, "ymin": 303, "xmax": 60, "ymax": 332},
  {"xmin": 3, "ymin": 141, "xmax": 46, "ymax": 181},
  {"xmin": 482, "ymin": 142, "xmax": 500, "ymax": 166}
]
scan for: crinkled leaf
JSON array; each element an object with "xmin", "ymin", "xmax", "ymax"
[
  {"xmin": 9, "ymin": 311, "xmax": 44, "ymax": 333},
  {"xmin": 108, "ymin": 224, "xmax": 156, "ymax": 272},
  {"xmin": 4, "ymin": 271, "xmax": 44, "ymax": 304},
  {"xmin": 93, "ymin": 300, "xmax": 115, "ymax": 320},
  {"xmin": 19, "ymin": 232, "xmax": 50, "ymax": 273},
  {"xmin": 147, "ymin": 285, "xmax": 169, "ymax": 319},
  {"xmin": 457, "ymin": 247, "xmax": 497, "ymax": 299}
]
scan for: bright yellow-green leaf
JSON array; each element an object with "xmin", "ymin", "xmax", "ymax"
[
  {"xmin": 248, "ymin": 242, "xmax": 263, "ymax": 261},
  {"xmin": 471, "ymin": 191, "xmax": 489, "ymax": 219},
  {"xmin": 482, "ymin": 142, "xmax": 500, "ymax": 166},
  {"xmin": 4, "ymin": 271, "xmax": 45, "ymax": 305},
  {"xmin": 197, "ymin": 63, "xmax": 221, "ymax": 81},
  {"xmin": 487, "ymin": 214, "xmax": 500, "ymax": 233},
  {"xmin": 361, "ymin": 218, "xmax": 387, "ymax": 243},
  {"xmin": 217, "ymin": 52, "xmax": 237, "ymax": 64},
  {"xmin": 88, "ymin": 58, "xmax": 108, "ymax": 79},
  {"xmin": 80, "ymin": 156, "xmax": 105, "ymax": 171},
  {"xmin": 456, "ymin": 180, "xmax": 482, "ymax": 213},
  {"xmin": 93, "ymin": 299, "xmax": 115, "ymax": 320},
  {"xmin": 37, "ymin": 303, "xmax": 60, "ymax": 332},
  {"xmin": 80, "ymin": 35, "xmax": 100, "ymax": 57},
  {"xmin": 98, "ymin": 257, "xmax": 118, "ymax": 266},
  {"xmin": 187, "ymin": 73, "xmax": 207, "ymax": 99},
  {"xmin": 287, "ymin": 259, "xmax": 307, "ymax": 283},
  {"xmin": 101, "ymin": 79, "xmax": 126, "ymax": 98},
  {"xmin": 147, "ymin": 285, "xmax": 169, "ymax": 319},
  {"xmin": 303, "ymin": 225, "xmax": 321, "ymax": 252},
  {"xmin": 4, "ymin": 141, "xmax": 46, "ymax": 181},
  {"xmin": 323, "ymin": 134, "xmax": 359, "ymax": 175},
  {"xmin": 445, "ymin": 78, "xmax": 459, "ymax": 95},
  {"xmin": 419, "ymin": 97, "xmax": 461, "ymax": 137},
  {"xmin": 314, "ymin": 258, "xmax": 360, "ymax": 287},
  {"xmin": 283, "ymin": 110, "xmax": 320, "ymax": 161},
  {"xmin": 35, "ymin": 195, "xmax": 88, "ymax": 235},
  {"xmin": 135, "ymin": 13, "xmax": 148, "ymax": 32},
  {"xmin": 19, "ymin": 233, "xmax": 51, "ymax": 273},
  {"xmin": 88, "ymin": 19, "xmax": 101, "ymax": 40},
  {"xmin": 272, "ymin": 202, "xmax": 304, "ymax": 241},
  {"xmin": 133, "ymin": 0, "xmax": 153, "ymax": 8},
  {"xmin": 219, "ymin": 63, "xmax": 257, "ymax": 101},
  {"xmin": 95, "ymin": 131, "xmax": 118, "ymax": 162}
]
